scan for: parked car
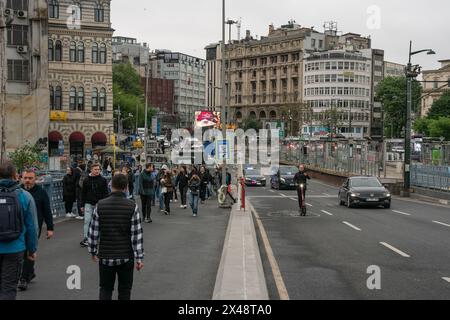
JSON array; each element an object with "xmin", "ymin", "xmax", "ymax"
[
  {"xmin": 243, "ymin": 167, "xmax": 266, "ymax": 187},
  {"xmin": 271, "ymin": 166, "xmax": 299, "ymax": 190},
  {"xmin": 338, "ymin": 176, "xmax": 391, "ymax": 209}
]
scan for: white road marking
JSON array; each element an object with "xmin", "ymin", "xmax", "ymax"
[
  {"xmin": 392, "ymin": 210, "xmax": 412, "ymax": 216},
  {"xmin": 432, "ymin": 221, "xmax": 450, "ymax": 228},
  {"xmin": 323, "ymin": 193, "xmax": 331, "ymax": 196},
  {"xmin": 443, "ymin": 277, "xmax": 450, "ymax": 283},
  {"xmin": 280, "ymin": 193, "xmax": 288, "ymax": 198},
  {"xmin": 306, "ymin": 203, "xmax": 313, "ymax": 207},
  {"xmin": 342, "ymin": 221, "xmax": 361, "ymax": 231},
  {"xmin": 269, "ymin": 190, "xmax": 275, "ymax": 193},
  {"xmin": 321, "ymin": 210, "xmax": 333, "ymax": 216},
  {"xmin": 290, "ymin": 198, "xmax": 297, "ymax": 202},
  {"xmin": 380, "ymin": 242, "xmax": 411, "ymax": 258}
]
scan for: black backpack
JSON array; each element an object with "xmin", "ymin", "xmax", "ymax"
[{"xmin": 0, "ymin": 186, "xmax": 23, "ymax": 242}]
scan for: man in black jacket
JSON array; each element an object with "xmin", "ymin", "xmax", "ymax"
[
  {"xmin": 18, "ymin": 169, "xmax": 54, "ymax": 291},
  {"xmin": 293, "ymin": 164, "xmax": 311, "ymax": 212},
  {"xmin": 80, "ymin": 164, "xmax": 109, "ymax": 247}
]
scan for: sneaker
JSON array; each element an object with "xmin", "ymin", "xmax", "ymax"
[
  {"xmin": 144, "ymin": 218, "xmax": 149, "ymax": 223},
  {"xmin": 29, "ymin": 274, "xmax": 36, "ymax": 282},
  {"xmin": 65, "ymin": 213, "xmax": 73, "ymax": 218},
  {"xmin": 80, "ymin": 239, "xmax": 88, "ymax": 247},
  {"xmin": 180, "ymin": 205, "xmax": 185, "ymax": 208},
  {"xmin": 75, "ymin": 216, "xmax": 84, "ymax": 220},
  {"xmin": 18, "ymin": 279, "xmax": 28, "ymax": 291},
  {"xmin": 148, "ymin": 218, "xmax": 153, "ymax": 223},
  {"xmin": 174, "ymin": 200, "xmax": 178, "ymax": 203},
  {"xmin": 193, "ymin": 214, "xmax": 197, "ymax": 217}
]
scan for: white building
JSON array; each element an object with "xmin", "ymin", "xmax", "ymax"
[
  {"xmin": 112, "ymin": 36, "xmax": 149, "ymax": 77},
  {"xmin": 303, "ymin": 50, "xmax": 372, "ymax": 139}
]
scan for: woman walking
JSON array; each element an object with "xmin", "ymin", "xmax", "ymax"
[
  {"xmin": 176, "ymin": 166, "xmax": 189, "ymax": 209},
  {"xmin": 139, "ymin": 164, "xmax": 155, "ymax": 223},
  {"xmin": 63, "ymin": 167, "xmax": 77, "ymax": 218},
  {"xmin": 171, "ymin": 168, "xmax": 178, "ymax": 203},
  {"xmin": 199, "ymin": 166, "xmax": 208, "ymax": 204},
  {"xmin": 188, "ymin": 175, "xmax": 201, "ymax": 217},
  {"xmin": 160, "ymin": 171, "xmax": 173, "ymax": 215}
]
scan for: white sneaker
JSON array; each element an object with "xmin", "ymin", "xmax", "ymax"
[
  {"xmin": 65, "ymin": 213, "xmax": 73, "ymax": 218},
  {"xmin": 75, "ymin": 216, "xmax": 84, "ymax": 220},
  {"xmin": 180, "ymin": 205, "xmax": 184, "ymax": 208}
]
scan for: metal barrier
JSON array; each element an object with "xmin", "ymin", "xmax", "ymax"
[{"xmin": 411, "ymin": 164, "xmax": 450, "ymax": 192}]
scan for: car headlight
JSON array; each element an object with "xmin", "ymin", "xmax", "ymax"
[
  {"xmin": 385, "ymin": 193, "xmax": 391, "ymax": 197},
  {"xmin": 245, "ymin": 178, "xmax": 251, "ymax": 181},
  {"xmin": 351, "ymin": 193, "xmax": 360, "ymax": 197},
  {"xmin": 261, "ymin": 177, "xmax": 266, "ymax": 181},
  {"xmin": 280, "ymin": 178, "xmax": 286, "ymax": 183}
]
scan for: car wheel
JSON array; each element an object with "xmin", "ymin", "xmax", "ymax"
[
  {"xmin": 338, "ymin": 194, "xmax": 344, "ymax": 206},
  {"xmin": 384, "ymin": 202, "xmax": 391, "ymax": 209},
  {"xmin": 347, "ymin": 195, "xmax": 353, "ymax": 208}
]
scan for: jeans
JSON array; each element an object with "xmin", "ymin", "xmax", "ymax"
[
  {"xmin": 158, "ymin": 187, "xmax": 164, "ymax": 210},
  {"xmin": 20, "ymin": 252, "xmax": 35, "ymax": 283},
  {"xmin": 140, "ymin": 194, "xmax": 152, "ymax": 220},
  {"xmin": 180, "ymin": 185, "xmax": 188, "ymax": 206},
  {"xmin": 99, "ymin": 260, "xmax": 134, "ymax": 300},
  {"xmin": 189, "ymin": 192, "xmax": 199, "ymax": 215},
  {"xmin": 0, "ymin": 252, "xmax": 24, "ymax": 300},
  {"xmin": 83, "ymin": 203, "xmax": 95, "ymax": 240},
  {"xmin": 164, "ymin": 192, "xmax": 172, "ymax": 213}
]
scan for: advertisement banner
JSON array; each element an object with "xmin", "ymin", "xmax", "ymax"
[{"xmin": 194, "ymin": 111, "xmax": 221, "ymax": 129}]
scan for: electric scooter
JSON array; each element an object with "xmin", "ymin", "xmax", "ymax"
[{"xmin": 299, "ymin": 183, "xmax": 307, "ymax": 216}]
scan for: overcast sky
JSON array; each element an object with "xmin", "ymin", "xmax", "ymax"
[{"xmin": 111, "ymin": 0, "xmax": 449, "ymax": 70}]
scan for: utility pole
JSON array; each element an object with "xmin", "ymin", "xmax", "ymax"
[
  {"xmin": 220, "ymin": 0, "xmax": 227, "ymax": 187},
  {"xmin": 144, "ymin": 64, "xmax": 149, "ymax": 160},
  {"xmin": 0, "ymin": 3, "xmax": 10, "ymax": 163}
]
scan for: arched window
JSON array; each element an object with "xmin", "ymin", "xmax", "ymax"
[
  {"xmin": 270, "ymin": 110, "xmax": 277, "ymax": 119},
  {"xmin": 50, "ymin": 86, "xmax": 54, "ymax": 109},
  {"xmin": 48, "ymin": 40, "xmax": 54, "ymax": 61},
  {"xmin": 249, "ymin": 111, "xmax": 257, "ymax": 119},
  {"xmin": 55, "ymin": 40, "xmax": 62, "ymax": 61},
  {"xmin": 55, "ymin": 86, "xmax": 62, "ymax": 110},
  {"xmin": 260, "ymin": 111, "xmax": 267, "ymax": 119},
  {"xmin": 92, "ymin": 42, "xmax": 98, "ymax": 63},
  {"xmin": 99, "ymin": 88, "xmax": 106, "ymax": 111},
  {"xmin": 236, "ymin": 111, "xmax": 242, "ymax": 119},
  {"xmin": 95, "ymin": 2, "xmax": 104, "ymax": 22},
  {"xmin": 69, "ymin": 87, "xmax": 77, "ymax": 110},
  {"xmin": 92, "ymin": 88, "xmax": 98, "ymax": 111},
  {"xmin": 49, "ymin": 0, "xmax": 59, "ymax": 19},
  {"xmin": 77, "ymin": 87, "xmax": 84, "ymax": 111},
  {"xmin": 77, "ymin": 42, "xmax": 84, "ymax": 62},
  {"xmin": 69, "ymin": 41, "xmax": 76, "ymax": 62},
  {"xmin": 99, "ymin": 43, "xmax": 107, "ymax": 64}
]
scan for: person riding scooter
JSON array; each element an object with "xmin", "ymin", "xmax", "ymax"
[{"xmin": 293, "ymin": 165, "xmax": 311, "ymax": 216}]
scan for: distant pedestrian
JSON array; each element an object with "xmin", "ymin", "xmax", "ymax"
[
  {"xmin": 133, "ymin": 165, "xmax": 142, "ymax": 197},
  {"xmin": 80, "ymin": 164, "xmax": 109, "ymax": 247},
  {"xmin": 188, "ymin": 175, "xmax": 201, "ymax": 217},
  {"xmin": 156, "ymin": 165, "xmax": 168, "ymax": 212},
  {"xmin": 126, "ymin": 166, "xmax": 134, "ymax": 199},
  {"xmin": 176, "ymin": 166, "xmax": 189, "ymax": 209},
  {"xmin": 171, "ymin": 169, "xmax": 178, "ymax": 203},
  {"xmin": 18, "ymin": 169, "xmax": 54, "ymax": 291},
  {"xmin": 199, "ymin": 166, "xmax": 208, "ymax": 204},
  {"xmin": 0, "ymin": 162, "xmax": 38, "ymax": 300},
  {"xmin": 160, "ymin": 171, "xmax": 173, "ymax": 215},
  {"xmin": 88, "ymin": 174, "xmax": 144, "ymax": 300},
  {"xmin": 63, "ymin": 167, "xmax": 77, "ymax": 218},
  {"xmin": 74, "ymin": 164, "xmax": 87, "ymax": 220},
  {"xmin": 138, "ymin": 164, "xmax": 155, "ymax": 223}
]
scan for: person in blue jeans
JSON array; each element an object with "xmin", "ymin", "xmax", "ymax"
[
  {"xmin": 157, "ymin": 165, "xmax": 168, "ymax": 212},
  {"xmin": 188, "ymin": 174, "xmax": 201, "ymax": 217}
]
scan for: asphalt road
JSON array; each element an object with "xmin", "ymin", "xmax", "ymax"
[
  {"xmin": 17, "ymin": 196, "xmax": 230, "ymax": 300},
  {"xmin": 247, "ymin": 177, "xmax": 450, "ymax": 300}
]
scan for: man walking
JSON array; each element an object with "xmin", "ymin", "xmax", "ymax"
[
  {"xmin": 18, "ymin": 169, "xmax": 54, "ymax": 291},
  {"xmin": 138, "ymin": 164, "xmax": 155, "ymax": 223},
  {"xmin": 0, "ymin": 162, "xmax": 38, "ymax": 300},
  {"xmin": 80, "ymin": 164, "xmax": 109, "ymax": 247},
  {"xmin": 88, "ymin": 174, "xmax": 144, "ymax": 300}
]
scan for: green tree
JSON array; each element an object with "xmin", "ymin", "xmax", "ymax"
[
  {"xmin": 113, "ymin": 63, "xmax": 155, "ymax": 131},
  {"xmin": 8, "ymin": 143, "xmax": 42, "ymax": 173},
  {"xmin": 242, "ymin": 117, "xmax": 262, "ymax": 131},
  {"xmin": 426, "ymin": 90, "xmax": 450, "ymax": 119},
  {"xmin": 413, "ymin": 117, "xmax": 431, "ymax": 137},
  {"xmin": 376, "ymin": 76, "xmax": 422, "ymax": 138},
  {"xmin": 428, "ymin": 117, "xmax": 450, "ymax": 140}
]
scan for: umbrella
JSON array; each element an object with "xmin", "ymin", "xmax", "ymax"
[{"xmin": 99, "ymin": 146, "xmax": 127, "ymax": 153}]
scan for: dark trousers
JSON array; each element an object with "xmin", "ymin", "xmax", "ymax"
[
  {"xmin": 76, "ymin": 190, "xmax": 83, "ymax": 217},
  {"xmin": 99, "ymin": 261, "xmax": 134, "ymax": 300},
  {"xmin": 65, "ymin": 200, "xmax": 74, "ymax": 214},
  {"xmin": 172, "ymin": 187, "xmax": 178, "ymax": 200},
  {"xmin": 164, "ymin": 192, "xmax": 172, "ymax": 213},
  {"xmin": 0, "ymin": 252, "xmax": 24, "ymax": 300},
  {"xmin": 200, "ymin": 185, "xmax": 207, "ymax": 201},
  {"xmin": 180, "ymin": 185, "xmax": 188, "ymax": 206},
  {"xmin": 297, "ymin": 187, "xmax": 307, "ymax": 208},
  {"xmin": 141, "ymin": 194, "xmax": 152, "ymax": 220},
  {"xmin": 20, "ymin": 252, "xmax": 35, "ymax": 283}
]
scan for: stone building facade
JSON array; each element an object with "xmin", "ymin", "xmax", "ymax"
[
  {"xmin": 421, "ymin": 60, "xmax": 450, "ymax": 117},
  {"xmin": 0, "ymin": 0, "xmax": 49, "ymax": 157},
  {"xmin": 48, "ymin": 0, "xmax": 113, "ymax": 161}
]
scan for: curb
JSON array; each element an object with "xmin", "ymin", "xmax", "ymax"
[{"xmin": 212, "ymin": 203, "xmax": 269, "ymax": 300}]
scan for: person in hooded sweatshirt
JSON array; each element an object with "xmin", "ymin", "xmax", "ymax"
[
  {"xmin": 138, "ymin": 164, "xmax": 155, "ymax": 223},
  {"xmin": 79, "ymin": 163, "xmax": 109, "ymax": 247}
]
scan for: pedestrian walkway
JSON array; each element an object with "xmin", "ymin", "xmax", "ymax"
[{"xmin": 17, "ymin": 196, "xmax": 231, "ymax": 300}]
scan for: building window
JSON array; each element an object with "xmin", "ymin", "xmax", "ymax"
[
  {"xmin": 92, "ymin": 88, "xmax": 98, "ymax": 111},
  {"xmin": 99, "ymin": 43, "xmax": 107, "ymax": 64},
  {"xmin": 55, "ymin": 40, "xmax": 62, "ymax": 61},
  {"xmin": 69, "ymin": 87, "xmax": 77, "ymax": 110},
  {"xmin": 55, "ymin": 86, "xmax": 62, "ymax": 110},
  {"xmin": 70, "ymin": 42, "xmax": 76, "ymax": 62},
  {"xmin": 92, "ymin": 43, "xmax": 98, "ymax": 63},
  {"xmin": 49, "ymin": 0, "xmax": 59, "ymax": 19},
  {"xmin": 77, "ymin": 42, "xmax": 85, "ymax": 62},
  {"xmin": 7, "ymin": 25, "xmax": 28, "ymax": 46},
  {"xmin": 99, "ymin": 88, "xmax": 106, "ymax": 111},
  {"xmin": 50, "ymin": 86, "xmax": 54, "ymax": 109},
  {"xmin": 77, "ymin": 87, "xmax": 84, "ymax": 111},
  {"xmin": 7, "ymin": 0, "xmax": 28, "ymax": 10},
  {"xmin": 7, "ymin": 59, "xmax": 29, "ymax": 82},
  {"xmin": 48, "ymin": 40, "xmax": 54, "ymax": 61},
  {"xmin": 95, "ymin": 3, "xmax": 105, "ymax": 22}
]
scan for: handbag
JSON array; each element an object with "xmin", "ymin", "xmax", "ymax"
[{"xmin": 161, "ymin": 187, "xmax": 167, "ymax": 194}]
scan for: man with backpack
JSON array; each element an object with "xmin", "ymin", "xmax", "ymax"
[
  {"xmin": 0, "ymin": 162, "xmax": 38, "ymax": 300},
  {"xmin": 17, "ymin": 169, "xmax": 54, "ymax": 291}
]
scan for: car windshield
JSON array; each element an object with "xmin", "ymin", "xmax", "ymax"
[
  {"xmin": 351, "ymin": 178, "xmax": 382, "ymax": 188},
  {"xmin": 245, "ymin": 169, "xmax": 260, "ymax": 176},
  {"xmin": 280, "ymin": 167, "xmax": 298, "ymax": 175}
]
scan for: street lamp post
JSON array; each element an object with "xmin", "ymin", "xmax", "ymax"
[
  {"xmin": 144, "ymin": 64, "xmax": 149, "ymax": 161},
  {"xmin": 220, "ymin": 0, "xmax": 227, "ymax": 187},
  {"xmin": 404, "ymin": 41, "xmax": 435, "ymax": 195}
]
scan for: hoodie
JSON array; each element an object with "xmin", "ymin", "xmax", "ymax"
[{"xmin": 0, "ymin": 179, "xmax": 38, "ymax": 254}]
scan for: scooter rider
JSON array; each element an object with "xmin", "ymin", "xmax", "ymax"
[{"xmin": 293, "ymin": 165, "xmax": 311, "ymax": 214}]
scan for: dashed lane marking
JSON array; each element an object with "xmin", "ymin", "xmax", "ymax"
[
  {"xmin": 392, "ymin": 210, "xmax": 412, "ymax": 216},
  {"xmin": 342, "ymin": 221, "xmax": 361, "ymax": 231},
  {"xmin": 321, "ymin": 210, "xmax": 333, "ymax": 216},
  {"xmin": 432, "ymin": 221, "xmax": 450, "ymax": 228},
  {"xmin": 380, "ymin": 242, "xmax": 411, "ymax": 258}
]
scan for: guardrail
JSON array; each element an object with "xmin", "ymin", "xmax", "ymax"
[{"xmin": 411, "ymin": 164, "xmax": 450, "ymax": 192}]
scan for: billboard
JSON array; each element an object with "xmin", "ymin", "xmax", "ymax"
[{"xmin": 194, "ymin": 111, "xmax": 221, "ymax": 129}]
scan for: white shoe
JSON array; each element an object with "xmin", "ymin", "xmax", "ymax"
[
  {"xmin": 65, "ymin": 213, "xmax": 73, "ymax": 218},
  {"xmin": 180, "ymin": 205, "xmax": 184, "ymax": 208},
  {"xmin": 75, "ymin": 216, "xmax": 84, "ymax": 220}
]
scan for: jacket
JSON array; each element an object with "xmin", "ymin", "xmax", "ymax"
[
  {"xmin": 293, "ymin": 171, "xmax": 311, "ymax": 186},
  {"xmin": 0, "ymin": 180, "xmax": 38, "ymax": 254},
  {"xmin": 24, "ymin": 184, "xmax": 54, "ymax": 234},
  {"xmin": 188, "ymin": 179, "xmax": 201, "ymax": 195},
  {"xmin": 63, "ymin": 174, "xmax": 77, "ymax": 201},
  {"xmin": 160, "ymin": 174, "xmax": 173, "ymax": 193},
  {"xmin": 176, "ymin": 173, "xmax": 189, "ymax": 188},
  {"xmin": 81, "ymin": 174, "xmax": 109, "ymax": 207},
  {"xmin": 138, "ymin": 170, "xmax": 155, "ymax": 196}
]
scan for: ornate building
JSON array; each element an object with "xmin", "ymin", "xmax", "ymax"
[
  {"xmin": 48, "ymin": 0, "xmax": 113, "ymax": 161},
  {"xmin": 421, "ymin": 60, "xmax": 450, "ymax": 117}
]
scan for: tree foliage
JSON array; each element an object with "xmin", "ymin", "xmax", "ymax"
[
  {"xmin": 426, "ymin": 90, "xmax": 450, "ymax": 119},
  {"xmin": 376, "ymin": 76, "xmax": 422, "ymax": 138},
  {"xmin": 8, "ymin": 143, "xmax": 42, "ymax": 173},
  {"xmin": 241, "ymin": 117, "xmax": 262, "ymax": 131}
]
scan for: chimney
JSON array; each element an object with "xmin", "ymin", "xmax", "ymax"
[{"xmin": 269, "ymin": 24, "xmax": 275, "ymax": 35}]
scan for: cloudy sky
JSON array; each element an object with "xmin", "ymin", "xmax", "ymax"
[{"xmin": 111, "ymin": 0, "xmax": 449, "ymax": 70}]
